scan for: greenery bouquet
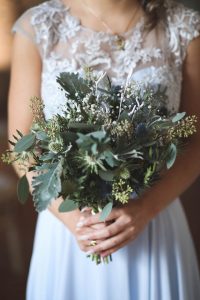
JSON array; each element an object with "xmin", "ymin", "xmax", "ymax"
[{"xmin": 2, "ymin": 71, "xmax": 197, "ymax": 264}]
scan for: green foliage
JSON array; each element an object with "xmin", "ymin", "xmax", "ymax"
[
  {"xmin": 144, "ymin": 164, "xmax": 156, "ymax": 185},
  {"xmin": 32, "ymin": 161, "xmax": 63, "ymax": 211},
  {"xmin": 99, "ymin": 202, "xmax": 113, "ymax": 221},
  {"xmin": 17, "ymin": 174, "xmax": 30, "ymax": 204},
  {"xmin": 39, "ymin": 152, "xmax": 56, "ymax": 161},
  {"xmin": 58, "ymin": 199, "xmax": 78, "ymax": 212},
  {"xmin": 112, "ymin": 179, "xmax": 133, "ymax": 204},
  {"xmin": 57, "ymin": 72, "xmax": 91, "ymax": 99},
  {"xmin": 172, "ymin": 112, "xmax": 186, "ymax": 123},
  {"xmin": 14, "ymin": 133, "xmax": 36, "ymax": 153},
  {"xmin": 2, "ymin": 72, "xmax": 197, "ymax": 241},
  {"xmin": 166, "ymin": 143, "xmax": 177, "ymax": 169},
  {"xmin": 99, "ymin": 170, "xmax": 115, "ymax": 181}
]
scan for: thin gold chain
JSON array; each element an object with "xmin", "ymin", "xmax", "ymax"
[{"xmin": 81, "ymin": 0, "xmax": 140, "ymax": 36}]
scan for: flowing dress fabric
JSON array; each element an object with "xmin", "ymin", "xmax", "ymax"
[{"xmin": 12, "ymin": 1, "xmax": 200, "ymax": 299}]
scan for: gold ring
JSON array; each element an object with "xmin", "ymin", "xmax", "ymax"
[{"xmin": 89, "ymin": 240, "xmax": 97, "ymax": 246}]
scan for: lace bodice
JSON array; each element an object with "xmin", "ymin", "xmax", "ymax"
[{"xmin": 13, "ymin": 0, "xmax": 200, "ymax": 119}]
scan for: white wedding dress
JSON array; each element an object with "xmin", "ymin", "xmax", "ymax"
[{"xmin": 13, "ymin": 1, "xmax": 200, "ymax": 299}]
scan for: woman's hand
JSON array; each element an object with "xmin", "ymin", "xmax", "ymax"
[
  {"xmin": 75, "ymin": 208, "xmax": 107, "ymax": 253},
  {"xmin": 76, "ymin": 199, "xmax": 153, "ymax": 257}
]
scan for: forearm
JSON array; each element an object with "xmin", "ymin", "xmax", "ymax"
[
  {"xmin": 48, "ymin": 198, "xmax": 81, "ymax": 234},
  {"xmin": 141, "ymin": 140, "xmax": 200, "ymax": 219}
]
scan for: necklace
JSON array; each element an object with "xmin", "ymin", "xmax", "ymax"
[{"xmin": 81, "ymin": 0, "xmax": 140, "ymax": 50}]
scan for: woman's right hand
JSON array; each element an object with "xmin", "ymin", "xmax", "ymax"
[
  {"xmin": 75, "ymin": 208, "xmax": 107, "ymax": 253},
  {"xmin": 48, "ymin": 200, "xmax": 107, "ymax": 253}
]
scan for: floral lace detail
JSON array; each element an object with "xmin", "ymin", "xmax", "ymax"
[
  {"xmin": 12, "ymin": 0, "xmax": 200, "ymax": 119},
  {"xmin": 166, "ymin": 0, "xmax": 200, "ymax": 65}
]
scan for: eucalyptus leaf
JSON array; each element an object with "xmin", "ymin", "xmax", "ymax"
[
  {"xmin": 89, "ymin": 131, "xmax": 107, "ymax": 141},
  {"xmin": 14, "ymin": 133, "xmax": 36, "ymax": 153},
  {"xmin": 40, "ymin": 152, "xmax": 55, "ymax": 161},
  {"xmin": 58, "ymin": 199, "xmax": 78, "ymax": 212},
  {"xmin": 32, "ymin": 161, "xmax": 63, "ymax": 211},
  {"xmin": 99, "ymin": 202, "xmax": 113, "ymax": 221},
  {"xmin": 99, "ymin": 170, "xmax": 115, "ymax": 181},
  {"xmin": 172, "ymin": 112, "xmax": 186, "ymax": 123},
  {"xmin": 103, "ymin": 150, "xmax": 120, "ymax": 167},
  {"xmin": 17, "ymin": 174, "xmax": 29, "ymax": 204},
  {"xmin": 166, "ymin": 143, "xmax": 177, "ymax": 169}
]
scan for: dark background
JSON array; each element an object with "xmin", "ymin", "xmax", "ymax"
[{"xmin": 0, "ymin": 1, "xmax": 200, "ymax": 299}]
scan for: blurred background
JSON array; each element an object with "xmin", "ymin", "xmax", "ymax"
[{"xmin": 0, "ymin": 0, "xmax": 200, "ymax": 299}]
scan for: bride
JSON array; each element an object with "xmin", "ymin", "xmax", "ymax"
[{"xmin": 9, "ymin": 0, "xmax": 200, "ymax": 299}]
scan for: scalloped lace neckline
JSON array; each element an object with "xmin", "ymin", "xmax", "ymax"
[{"xmin": 56, "ymin": 0, "xmax": 145, "ymax": 38}]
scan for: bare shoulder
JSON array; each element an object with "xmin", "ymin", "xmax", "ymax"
[
  {"xmin": 165, "ymin": 1, "xmax": 200, "ymax": 41},
  {"xmin": 186, "ymin": 35, "xmax": 200, "ymax": 61},
  {"xmin": 180, "ymin": 35, "xmax": 200, "ymax": 127},
  {"xmin": 8, "ymin": 30, "xmax": 42, "ymax": 137}
]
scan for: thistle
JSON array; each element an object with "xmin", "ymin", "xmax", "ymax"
[{"xmin": 76, "ymin": 150, "xmax": 106, "ymax": 174}]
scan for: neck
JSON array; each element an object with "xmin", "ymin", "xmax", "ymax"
[{"xmin": 80, "ymin": 0, "xmax": 139, "ymax": 14}]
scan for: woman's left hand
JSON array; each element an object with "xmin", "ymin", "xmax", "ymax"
[{"xmin": 76, "ymin": 198, "xmax": 154, "ymax": 258}]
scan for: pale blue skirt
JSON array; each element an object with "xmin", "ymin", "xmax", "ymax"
[{"xmin": 26, "ymin": 199, "xmax": 200, "ymax": 300}]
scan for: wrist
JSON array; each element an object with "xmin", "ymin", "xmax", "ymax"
[{"xmin": 48, "ymin": 198, "xmax": 81, "ymax": 233}]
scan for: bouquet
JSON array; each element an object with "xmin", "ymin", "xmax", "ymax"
[{"xmin": 2, "ymin": 71, "xmax": 197, "ymax": 264}]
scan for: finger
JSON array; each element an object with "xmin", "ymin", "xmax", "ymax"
[
  {"xmin": 86, "ymin": 228, "xmax": 133, "ymax": 255},
  {"xmin": 77, "ymin": 207, "xmax": 120, "ymax": 228},
  {"xmin": 79, "ymin": 208, "xmax": 93, "ymax": 220},
  {"xmin": 77, "ymin": 238, "xmax": 104, "ymax": 253},
  {"xmin": 76, "ymin": 219, "xmax": 107, "ymax": 234},
  {"xmin": 78, "ymin": 218, "xmax": 124, "ymax": 241},
  {"xmin": 81, "ymin": 207, "xmax": 92, "ymax": 213},
  {"xmin": 100, "ymin": 237, "xmax": 131, "ymax": 258}
]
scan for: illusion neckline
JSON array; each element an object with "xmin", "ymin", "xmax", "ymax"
[{"xmin": 55, "ymin": 0, "xmax": 145, "ymax": 38}]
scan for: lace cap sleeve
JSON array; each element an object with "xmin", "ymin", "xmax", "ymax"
[
  {"xmin": 12, "ymin": 8, "xmax": 36, "ymax": 41},
  {"xmin": 12, "ymin": 6, "xmax": 43, "ymax": 56},
  {"xmin": 167, "ymin": 1, "xmax": 200, "ymax": 64},
  {"xmin": 12, "ymin": 1, "xmax": 66, "ymax": 57}
]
